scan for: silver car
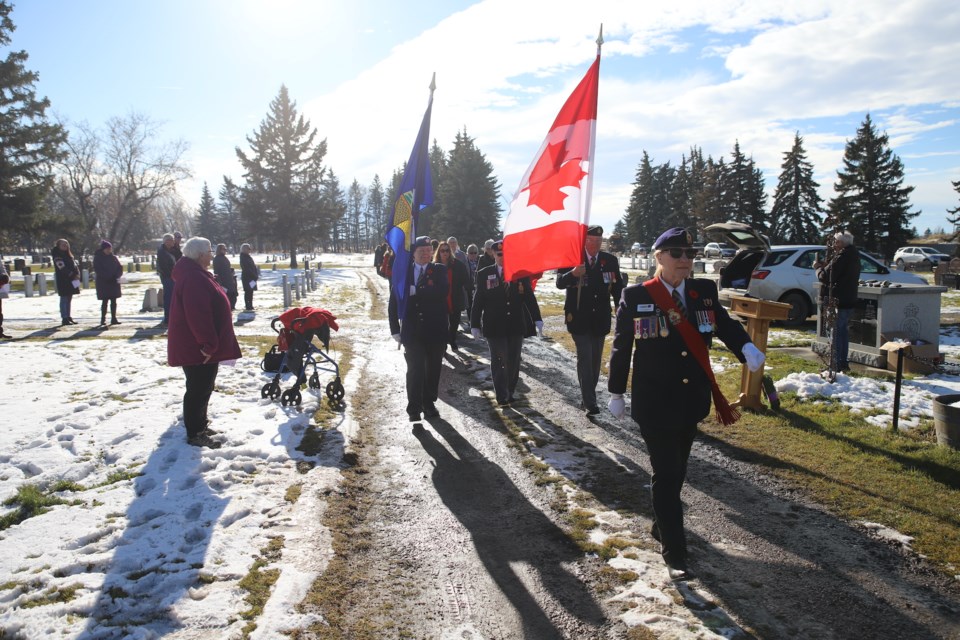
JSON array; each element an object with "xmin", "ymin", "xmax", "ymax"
[
  {"xmin": 892, "ymin": 246, "xmax": 951, "ymax": 270},
  {"xmin": 705, "ymin": 222, "xmax": 928, "ymax": 325}
]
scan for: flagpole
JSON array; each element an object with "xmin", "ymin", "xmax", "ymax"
[{"xmin": 577, "ymin": 27, "xmax": 603, "ymax": 311}]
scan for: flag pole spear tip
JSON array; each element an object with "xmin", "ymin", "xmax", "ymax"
[
  {"xmin": 596, "ymin": 24, "xmax": 604, "ymax": 51},
  {"xmin": 429, "ymin": 72, "xmax": 436, "ymax": 94}
]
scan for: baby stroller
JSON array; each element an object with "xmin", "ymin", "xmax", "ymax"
[{"xmin": 260, "ymin": 306, "xmax": 344, "ymax": 407}]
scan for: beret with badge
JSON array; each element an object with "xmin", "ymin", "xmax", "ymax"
[
  {"xmin": 653, "ymin": 227, "xmax": 694, "ymax": 250},
  {"xmin": 586, "ymin": 225, "xmax": 603, "ymax": 237},
  {"xmin": 412, "ymin": 236, "xmax": 432, "ymax": 249}
]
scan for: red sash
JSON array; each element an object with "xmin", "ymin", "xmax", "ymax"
[{"xmin": 643, "ymin": 277, "xmax": 740, "ymax": 426}]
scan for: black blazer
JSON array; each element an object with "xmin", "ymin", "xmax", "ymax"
[
  {"xmin": 471, "ymin": 264, "xmax": 541, "ymax": 338},
  {"xmin": 817, "ymin": 245, "xmax": 860, "ymax": 309},
  {"xmin": 388, "ymin": 261, "xmax": 449, "ymax": 345},
  {"xmin": 556, "ymin": 250, "xmax": 625, "ymax": 335},
  {"xmin": 608, "ymin": 278, "xmax": 750, "ymax": 428}
]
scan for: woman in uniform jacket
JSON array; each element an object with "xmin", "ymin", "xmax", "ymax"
[
  {"xmin": 607, "ymin": 227, "xmax": 765, "ymax": 580},
  {"xmin": 239, "ymin": 243, "xmax": 259, "ymax": 311},
  {"xmin": 167, "ymin": 236, "xmax": 242, "ymax": 449},
  {"xmin": 470, "ymin": 240, "xmax": 543, "ymax": 406},
  {"xmin": 52, "ymin": 238, "xmax": 81, "ymax": 326},
  {"xmin": 434, "ymin": 241, "xmax": 471, "ymax": 351},
  {"xmin": 93, "ymin": 240, "xmax": 123, "ymax": 326}
]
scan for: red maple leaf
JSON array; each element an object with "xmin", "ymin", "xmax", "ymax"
[{"xmin": 524, "ymin": 140, "xmax": 587, "ymax": 214}]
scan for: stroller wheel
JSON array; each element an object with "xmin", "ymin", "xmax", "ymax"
[
  {"xmin": 325, "ymin": 378, "xmax": 345, "ymax": 403},
  {"xmin": 281, "ymin": 389, "xmax": 302, "ymax": 407},
  {"xmin": 261, "ymin": 382, "xmax": 281, "ymax": 400},
  {"xmin": 309, "ymin": 372, "xmax": 321, "ymax": 389},
  {"xmin": 261, "ymin": 383, "xmax": 271, "ymax": 399}
]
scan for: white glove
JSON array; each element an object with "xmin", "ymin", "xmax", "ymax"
[
  {"xmin": 608, "ymin": 394, "xmax": 626, "ymax": 419},
  {"xmin": 392, "ymin": 333, "xmax": 401, "ymax": 344},
  {"xmin": 471, "ymin": 328, "xmax": 482, "ymax": 340},
  {"xmin": 742, "ymin": 342, "xmax": 766, "ymax": 372},
  {"xmin": 535, "ymin": 320, "xmax": 543, "ymax": 336}
]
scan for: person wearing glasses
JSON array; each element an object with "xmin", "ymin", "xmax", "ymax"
[
  {"xmin": 556, "ymin": 225, "xmax": 625, "ymax": 415},
  {"xmin": 434, "ymin": 241, "xmax": 471, "ymax": 351},
  {"xmin": 471, "ymin": 240, "xmax": 543, "ymax": 406},
  {"xmin": 167, "ymin": 237, "xmax": 241, "ymax": 449},
  {"xmin": 607, "ymin": 227, "xmax": 765, "ymax": 580}
]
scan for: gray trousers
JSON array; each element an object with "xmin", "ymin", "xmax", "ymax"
[
  {"xmin": 487, "ymin": 334, "xmax": 523, "ymax": 403},
  {"xmin": 572, "ymin": 332, "xmax": 606, "ymax": 408}
]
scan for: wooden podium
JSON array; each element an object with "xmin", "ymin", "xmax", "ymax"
[{"xmin": 727, "ymin": 295, "xmax": 792, "ymax": 410}]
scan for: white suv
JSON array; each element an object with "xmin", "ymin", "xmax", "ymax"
[{"xmin": 892, "ymin": 246, "xmax": 951, "ymax": 270}]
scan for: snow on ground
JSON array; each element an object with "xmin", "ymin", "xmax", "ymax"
[{"xmin": 0, "ymin": 254, "xmax": 365, "ymax": 638}]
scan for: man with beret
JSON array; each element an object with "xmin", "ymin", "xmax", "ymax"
[
  {"xmin": 389, "ymin": 236, "xmax": 450, "ymax": 421},
  {"xmin": 556, "ymin": 225, "xmax": 625, "ymax": 415},
  {"xmin": 607, "ymin": 226, "xmax": 766, "ymax": 580},
  {"xmin": 471, "ymin": 240, "xmax": 543, "ymax": 406}
]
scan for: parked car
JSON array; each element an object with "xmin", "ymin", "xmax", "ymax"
[
  {"xmin": 703, "ymin": 242, "xmax": 736, "ymax": 259},
  {"xmin": 705, "ymin": 222, "xmax": 928, "ymax": 325},
  {"xmin": 630, "ymin": 242, "xmax": 643, "ymax": 252},
  {"xmin": 892, "ymin": 246, "xmax": 951, "ymax": 270}
]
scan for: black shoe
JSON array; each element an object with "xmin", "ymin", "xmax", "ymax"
[
  {"xmin": 202, "ymin": 427, "xmax": 219, "ymax": 437},
  {"xmin": 187, "ymin": 434, "xmax": 222, "ymax": 449},
  {"xmin": 497, "ymin": 399, "xmax": 511, "ymax": 407},
  {"xmin": 586, "ymin": 405, "xmax": 600, "ymax": 416},
  {"xmin": 0, "ymin": 330, "xmax": 9, "ymax": 339},
  {"xmin": 110, "ymin": 319, "xmax": 121, "ymax": 325},
  {"xmin": 407, "ymin": 411, "xmax": 421, "ymax": 422},
  {"xmin": 67, "ymin": 318, "xmax": 78, "ymax": 325},
  {"xmin": 423, "ymin": 403, "xmax": 440, "ymax": 418},
  {"xmin": 99, "ymin": 318, "xmax": 107, "ymax": 326},
  {"xmin": 61, "ymin": 320, "xmax": 71, "ymax": 327}
]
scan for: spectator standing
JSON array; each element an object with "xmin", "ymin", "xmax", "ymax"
[
  {"xmin": 212, "ymin": 243, "xmax": 238, "ymax": 311},
  {"xmin": 470, "ymin": 240, "xmax": 543, "ymax": 406},
  {"xmin": 556, "ymin": 225, "xmax": 625, "ymax": 415},
  {"xmin": 157, "ymin": 234, "xmax": 177, "ymax": 326},
  {"xmin": 815, "ymin": 231, "xmax": 860, "ymax": 372},
  {"xmin": 0, "ymin": 259, "xmax": 9, "ymax": 338},
  {"xmin": 93, "ymin": 240, "xmax": 123, "ymax": 326},
  {"xmin": 434, "ymin": 241, "xmax": 471, "ymax": 351},
  {"xmin": 374, "ymin": 243, "xmax": 386, "ymax": 270},
  {"xmin": 52, "ymin": 238, "xmax": 80, "ymax": 326},
  {"xmin": 167, "ymin": 237, "xmax": 241, "ymax": 449},
  {"xmin": 171, "ymin": 231, "xmax": 184, "ymax": 261},
  {"xmin": 447, "ymin": 237, "xmax": 467, "ymax": 266},
  {"xmin": 239, "ymin": 243, "xmax": 259, "ymax": 311},
  {"xmin": 388, "ymin": 236, "xmax": 449, "ymax": 421}
]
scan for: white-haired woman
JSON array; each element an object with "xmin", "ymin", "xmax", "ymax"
[
  {"xmin": 815, "ymin": 231, "xmax": 860, "ymax": 372},
  {"xmin": 167, "ymin": 237, "xmax": 241, "ymax": 448}
]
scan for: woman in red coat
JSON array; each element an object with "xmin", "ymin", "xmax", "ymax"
[{"xmin": 167, "ymin": 237, "xmax": 242, "ymax": 448}]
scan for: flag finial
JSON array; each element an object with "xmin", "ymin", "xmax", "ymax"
[
  {"xmin": 596, "ymin": 25, "xmax": 604, "ymax": 54},
  {"xmin": 429, "ymin": 72, "xmax": 436, "ymax": 95}
]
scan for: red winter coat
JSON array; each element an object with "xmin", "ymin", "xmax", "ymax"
[{"xmin": 167, "ymin": 257, "xmax": 241, "ymax": 367}]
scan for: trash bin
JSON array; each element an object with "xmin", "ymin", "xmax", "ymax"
[{"xmin": 932, "ymin": 394, "xmax": 960, "ymax": 449}]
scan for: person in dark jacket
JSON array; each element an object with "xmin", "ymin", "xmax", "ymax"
[
  {"xmin": 607, "ymin": 227, "xmax": 765, "ymax": 580},
  {"xmin": 815, "ymin": 231, "xmax": 860, "ymax": 372},
  {"xmin": 476, "ymin": 239, "xmax": 496, "ymax": 285},
  {"xmin": 470, "ymin": 240, "xmax": 543, "ymax": 406},
  {"xmin": 556, "ymin": 225, "xmax": 625, "ymax": 415},
  {"xmin": 167, "ymin": 236, "xmax": 242, "ymax": 449},
  {"xmin": 157, "ymin": 233, "xmax": 177, "ymax": 326},
  {"xmin": 434, "ymin": 241, "xmax": 471, "ymax": 351},
  {"xmin": 0, "ymin": 259, "xmax": 9, "ymax": 339},
  {"xmin": 388, "ymin": 236, "xmax": 449, "ymax": 421},
  {"xmin": 212, "ymin": 243, "xmax": 238, "ymax": 311},
  {"xmin": 93, "ymin": 240, "xmax": 123, "ymax": 326},
  {"xmin": 239, "ymin": 243, "xmax": 258, "ymax": 311},
  {"xmin": 52, "ymin": 238, "xmax": 81, "ymax": 326}
]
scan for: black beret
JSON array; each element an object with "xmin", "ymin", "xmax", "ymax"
[
  {"xmin": 654, "ymin": 227, "xmax": 694, "ymax": 249},
  {"xmin": 491, "ymin": 240, "xmax": 504, "ymax": 252},
  {"xmin": 586, "ymin": 225, "xmax": 603, "ymax": 237},
  {"xmin": 412, "ymin": 236, "xmax": 431, "ymax": 249}
]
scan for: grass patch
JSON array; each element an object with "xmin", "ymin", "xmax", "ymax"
[
  {"xmin": 284, "ymin": 483, "xmax": 303, "ymax": 504},
  {"xmin": 99, "ymin": 468, "xmax": 143, "ymax": 487},
  {"xmin": 20, "ymin": 582, "xmax": 83, "ymax": 608},
  {"xmin": 238, "ymin": 536, "xmax": 284, "ymax": 637},
  {"xmin": 0, "ymin": 484, "xmax": 69, "ymax": 530}
]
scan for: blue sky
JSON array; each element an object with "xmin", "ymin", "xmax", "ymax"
[{"xmin": 11, "ymin": 0, "xmax": 960, "ymax": 242}]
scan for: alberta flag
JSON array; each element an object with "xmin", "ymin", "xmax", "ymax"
[
  {"xmin": 502, "ymin": 54, "xmax": 599, "ymax": 281},
  {"xmin": 385, "ymin": 76, "xmax": 435, "ymax": 320}
]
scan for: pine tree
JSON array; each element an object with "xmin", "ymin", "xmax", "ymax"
[
  {"xmin": 217, "ymin": 177, "xmax": 243, "ymax": 251},
  {"xmin": 195, "ymin": 182, "xmax": 218, "ymax": 241},
  {"xmin": 366, "ymin": 174, "xmax": 385, "ymax": 245},
  {"xmin": 624, "ymin": 151, "xmax": 656, "ymax": 246},
  {"xmin": 0, "ymin": 1, "xmax": 66, "ymax": 233},
  {"xmin": 235, "ymin": 85, "xmax": 327, "ymax": 267},
  {"xmin": 945, "ymin": 178, "xmax": 960, "ymax": 239},
  {"xmin": 321, "ymin": 170, "xmax": 346, "ymax": 253},
  {"xmin": 769, "ymin": 133, "xmax": 822, "ymax": 244},
  {"xmin": 724, "ymin": 141, "xmax": 752, "ymax": 224},
  {"xmin": 346, "ymin": 179, "xmax": 365, "ymax": 252},
  {"xmin": 826, "ymin": 114, "xmax": 918, "ymax": 258},
  {"xmin": 435, "ymin": 128, "xmax": 501, "ymax": 244}
]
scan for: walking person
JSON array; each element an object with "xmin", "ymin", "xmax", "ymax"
[
  {"xmin": 212, "ymin": 243, "xmax": 238, "ymax": 311},
  {"xmin": 447, "ymin": 236, "xmax": 467, "ymax": 266},
  {"xmin": 0, "ymin": 259, "xmax": 9, "ymax": 338},
  {"xmin": 239, "ymin": 243, "xmax": 259, "ymax": 311},
  {"xmin": 167, "ymin": 237, "xmax": 241, "ymax": 449},
  {"xmin": 471, "ymin": 240, "xmax": 543, "ymax": 406},
  {"xmin": 434, "ymin": 241, "xmax": 471, "ymax": 351},
  {"xmin": 464, "ymin": 244, "xmax": 480, "ymax": 316},
  {"xmin": 93, "ymin": 240, "xmax": 123, "ymax": 326},
  {"xmin": 815, "ymin": 231, "xmax": 860, "ymax": 372},
  {"xmin": 607, "ymin": 227, "xmax": 766, "ymax": 580},
  {"xmin": 556, "ymin": 225, "xmax": 625, "ymax": 415},
  {"xmin": 52, "ymin": 238, "xmax": 81, "ymax": 326},
  {"xmin": 388, "ymin": 236, "xmax": 449, "ymax": 421},
  {"xmin": 157, "ymin": 234, "xmax": 177, "ymax": 326}
]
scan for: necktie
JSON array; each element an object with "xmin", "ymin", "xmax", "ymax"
[
  {"xmin": 672, "ymin": 289, "xmax": 687, "ymax": 318},
  {"xmin": 416, "ymin": 265, "xmax": 424, "ymax": 284},
  {"xmin": 589, "ymin": 256, "xmax": 595, "ymax": 269}
]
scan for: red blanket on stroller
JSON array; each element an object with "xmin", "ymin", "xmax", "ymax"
[{"xmin": 278, "ymin": 306, "xmax": 339, "ymax": 334}]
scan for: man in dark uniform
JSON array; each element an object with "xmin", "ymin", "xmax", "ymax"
[
  {"xmin": 471, "ymin": 240, "xmax": 543, "ymax": 406},
  {"xmin": 607, "ymin": 227, "xmax": 765, "ymax": 580},
  {"xmin": 157, "ymin": 233, "xmax": 177, "ymax": 327},
  {"xmin": 814, "ymin": 231, "xmax": 860, "ymax": 372},
  {"xmin": 389, "ymin": 236, "xmax": 449, "ymax": 422},
  {"xmin": 556, "ymin": 225, "xmax": 625, "ymax": 415}
]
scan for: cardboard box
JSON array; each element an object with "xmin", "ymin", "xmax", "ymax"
[{"xmin": 880, "ymin": 341, "xmax": 941, "ymax": 374}]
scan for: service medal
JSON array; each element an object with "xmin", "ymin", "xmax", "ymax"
[{"xmin": 668, "ymin": 309, "xmax": 682, "ymax": 326}]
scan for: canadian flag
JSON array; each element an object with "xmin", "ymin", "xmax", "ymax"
[{"xmin": 503, "ymin": 54, "xmax": 599, "ymax": 281}]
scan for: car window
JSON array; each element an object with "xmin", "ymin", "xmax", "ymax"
[
  {"xmin": 920, "ymin": 248, "xmax": 938, "ymax": 255},
  {"xmin": 788, "ymin": 249, "xmax": 821, "ymax": 270},
  {"xmin": 859, "ymin": 253, "xmax": 884, "ymax": 274},
  {"xmin": 763, "ymin": 249, "xmax": 801, "ymax": 268}
]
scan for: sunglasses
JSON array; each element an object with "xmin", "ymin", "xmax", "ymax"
[
  {"xmin": 666, "ymin": 248, "xmax": 698, "ymax": 259},
  {"xmin": 496, "ymin": 252, "xmax": 504, "ymax": 257}
]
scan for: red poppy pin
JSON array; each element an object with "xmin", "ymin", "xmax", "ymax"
[{"xmin": 689, "ymin": 289, "xmax": 699, "ymax": 300}]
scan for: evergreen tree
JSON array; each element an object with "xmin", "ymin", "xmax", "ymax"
[
  {"xmin": 435, "ymin": 128, "xmax": 501, "ymax": 243},
  {"xmin": 724, "ymin": 141, "xmax": 752, "ymax": 224},
  {"xmin": 826, "ymin": 114, "xmax": 918, "ymax": 258},
  {"xmin": 0, "ymin": 1, "xmax": 66, "ymax": 233},
  {"xmin": 769, "ymin": 133, "xmax": 822, "ymax": 243},
  {"xmin": 945, "ymin": 177, "xmax": 960, "ymax": 239},
  {"xmin": 345, "ymin": 179, "xmax": 365, "ymax": 252},
  {"xmin": 417, "ymin": 139, "xmax": 447, "ymax": 239},
  {"xmin": 624, "ymin": 151, "xmax": 656, "ymax": 246},
  {"xmin": 321, "ymin": 170, "xmax": 346, "ymax": 253},
  {"xmin": 217, "ymin": 176, "xmax": 243, "ymax": 251},
  {"xmin": 235, "ymin": 85, "xmax": 327, "ymax": 267},
  {"xmin": 668, "ymin": 155, "xmax": 692, "ymax": 233},
  {"xmin": 195, "ymin": 182, "xmax": 218, "ymax": 241},
  {"xmin": 366, "ymin": 174, "xmax": 385, "ymax": 247}
]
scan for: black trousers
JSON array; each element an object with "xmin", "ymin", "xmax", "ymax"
[
  {"xmin": 448, "ymin": 310, "xmax": 461, "ymax": 346},
  {"xmin": 640, "ymin": 423, "xmax": 697, "ymax": 566},
  {"xmin": 572, "ymin": 332, "xmax": 605, "ymax": 408},
  {"xmin": 403, "ymin": 341, "xmax": 445, "ymax": 415},
  {"xmin": 100, "ymin": 298, "xmax": 118, "ymax": 321},
  {"xmin": 182, "ymin": 363, "xmax": 219, "ymax": 437},
  {"xmin": 242, "ymin": 283, "xmax": 254, "ymax": 310}
]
